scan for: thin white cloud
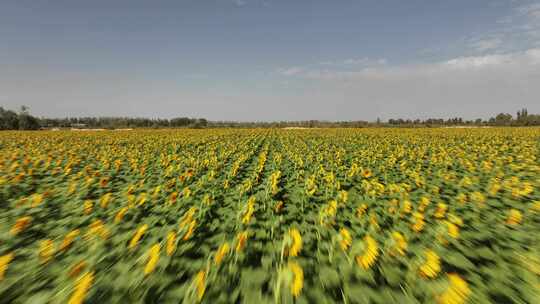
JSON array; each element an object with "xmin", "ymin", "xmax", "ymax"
[
  {"xmin": 345, "ymin": 58, "xmax": 387, "ymax": 65},
  {"xmin": 469, "ymin": 38, "xmax": 503, "ymax": 52},
  {"xmin": 456, "ymin": 1, "xmax": 540, "ymax": 55},
  {"xmin": 516, "ymin": 3, "xmax": 540, "ymax": 17},
  {"xmin": 272, "ymin": 48, "xmax": 540, "ymax": 120},
  {"xmin": 4, "ymin": 49, "xmax": 540, "ymax": 122},
  {"xmin": 319, "ymin": 57, "xmax": 387, "ymax": 66},
  {"xmin": 343, "ymin": 58, "xmax": 369, "ymax": 65},
  {"xmin": 443, "ymin": 53, "xmax": 510, "ymax": 69},
  {"xmin": 514, "ymin": 2, "xmax": 540, "ymax": 39},
  {"xmin": 525, "ymin": 47, "xmax": 540, "ymax": 63},
  {"xmin": 278, "ymin": 48, "xmax": 540, "ymax": 79},
  {"xmin": 281, "ymin": 57, "xmax": 387, "ymax": 77},
  {"xmin": 277, "ymin": 66, "xmax": 303, "ymax": 76},
  {"xmin": 233, "ymin": 0, "xmax": 247, "ymax": 7}
]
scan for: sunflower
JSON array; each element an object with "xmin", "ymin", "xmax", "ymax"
[
  {"xmin": 127, "ymin": 194, "xmax": 136, "ymax": 207},
  {"xmin": 0, "ymin": 252, "xmax": 14, "ymax": 281},
  {"xmin": 67, "ymin": 183, "xmax": 77, "ymax": 195},
  {"xmin": 68, "ymin": 271, "xmax": 94, "ymax": 304},
  {"xmin": 152, "ymin": 185, "xmax": 161, "ymax": 198},
  {"xmin": 418, "ymin": 197, "xmax": 430, "ymax": 212},
  {"xmin": 242, "ymin": 204, "xmax": 255, "ymax": 224},
  {"xmin": 68, "ymin": 261, "xmax": 87, "ymax": 278},
  {"xmin": 99, "ymin": 177, "xmax": 109, "ymax": 188},
  {"xmin": 419, "ymin": 249, "xmax": 441, "ymax": 279},
  {"xmin": 434, "ymin": 203, "xmax": 448, "ymax": 219},
  {"xmin": 488, "ymin": 181, "xmax": 501, "ymax": 196},
  {"xmin": 86, "ymin": 219, "xmax": 109, "ymax": 240},
  {"xmin": 180, "ymin": 207, "xmax": 197, "ymax": 227},
  {"xmin": 391, "ymin": 232, "xmax": 407, "ymax": 256},
  {"xmin": 356, "ymin": 203, "xmax": 368, "ymax": 218},
  {"xmin": 362, "ymin": 168, "xmax": 372, "ymax": 178},
  {"xmin": 437, "ymin": 273, "xmax": 471, "ymax": 304},
  {"xmin": 506, "ymin": 209, "xmax": 522, "ymax": 226},
  {"xmin": 320, "ymin": 200, "xmax": 338, "ymax": 226},
  {"xmin": 339, "ymin": 228, "xmax": 352, "ymax": 251},
  {"xmin": 137, "ymin": 193, "xmax": 148, "ymax": 206},
  {"xmin": 520, "ymin": 182, "xmax": 533, "ymax": 196},
  {"xmin": 83, "ymin": 200, "xmax": 93, "ymax": 215},
  {"xmin": 348, "ymin": 163, "xmax": 359, "ymax": 177},
  {"xmin": 59, "ymin": 229, "xmax": 80, "ymax": 252},
  {"xmin": 194, "ymin": 271, "xmax": 206, "ymax": 301},
  {"xmin": 401, "ymin": 200, "xmax": 412, "ymax": 216},
  {"xmin": 456, "ymin": 193, "xmax": 467, "ymax": 204},
  {"xmin": 10, "ymin": 216, "xmax": 32, "ymax": 235},
  {"xmin": 128, "ymin": 224, "xmax": 148, "ymax": 250},
  {"xmin": 470, "ymin": 191, "xmax": 486, "ymax": 205},
  {"xmin": 235, "ymin": 231, "xmax": 249, "ymax": 252},
  {"xmin": 182, "ymin": 220, "xmax": 197, "ymax": 240},
  {"xmin": 242, "ymin": 197, "xmax": 256, "ymax": 225},
  {"xmin": 369, "ymin": 213, "xmax": 380, "ymax": 230},
  {"xmin": 532, "ymin": 201, "xmax": 540, "ymax": 213},
  {"xmin": 288, "ymin": 261, "xmax": 304, "ymax": 298},
  {"xmin": 305, "ymin": 176, "xmax": 317, "ymax": 196},
  {"xmin": 512, "ymin": 182, "xmax": 534, "ymax": 198},
  {"xmin": 286, "ymin": 229, "xmax": 303, "ymax": 257},
  {"xmin": 144, "ymin": 244, "xmax": 160, "ymax": 275},
  {"xmin": 274, "ymin": 201, "xmax": 284, "ymax": 213},
  {"xmin": 39, "ymin": 239, "xmax": 55, "ymax": 264},
  {"xmin": 412, "ymin": 212, "xmax": 425, "ymax": 232},
  {"xmin": 447, "ymin": 214, "xmax": 463, "ymax": 227},
  {"xmin": 446, "ymin": 221, "xmax": 459, "ymax": 239},
  {"xmin": 338, "ymin": 190, "xmax": 348, "ymax": 204},
  {"xmin": 169, "ymin": 191, "xmax": 179, "ymax": 204},
  {"xmin": 166, "ymin": 231, "xmax": 177, "ymax": 256},
  {"xmin": 31, "ymin": 193, "xmax": 44, "ymax": 207},
  {"xmin": 356, "ymin": 236, "xmax": 379, "ymax": 269},
  {"xmin": 326, "ymin": 200, "xmax": 338, "ymax": 216},
  {"xmin": 114, "ymin": 207, "xmax": 129, "ymax": 223},
  {"xmin": 182, "ymin": 187, "xmax": 191, "ymax": 198},
  {"xmin": 214, "ymin": 242, "xmax": 230, "ymax": 265},
  {"xmin": 126, "ymin": 185, "xmax": 136, "ymax": 195}
]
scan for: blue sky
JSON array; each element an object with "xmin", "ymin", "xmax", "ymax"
[{"xmin": 1, "ymin": 0, "xmax": 539, "ymax": 121}]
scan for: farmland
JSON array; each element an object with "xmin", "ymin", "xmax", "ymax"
[{"xmin": 0, "ymin": 128, "xmax": 539, "ymax": 304}]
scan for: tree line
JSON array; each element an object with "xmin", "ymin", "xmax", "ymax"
[
  {"xmin": 386, "ymin": 109, "xmax": 540, "ymax": 127},
  {"xmin": 0, "ymin": 106, "xmax": 207, "ymax": 130},
  {"xmin": 1, "ymin": 106, "xmax": 539, "ymax": 130},
  {"xmin": 210, "ymin": 109, "xmax": 540, "ymax": 127}
]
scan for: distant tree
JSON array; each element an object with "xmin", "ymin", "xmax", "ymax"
[
  {"xmin": 0, "ymin": 107, "xmax": 20, "ymax": 130},
  {"xmin": 18, "ymin": 113, "xmax": 40, "ymax": 130},
  {"xmin": 19, "ymin": 105, "xmax": 29, "ymax": 115},
  {"xmin": 170, "ymin": 117, "xmax": 195, "ymax": 127},
  {"xmin": 517, "ymin": 108, "xmax": 528, "ymax": 122},
  {"xmin": 494, "ymin": 113, "xmax": 513, "ymax": 125},
  {"xmin": 3, "ymin": 105, "xmax": 540, "ymax": 129}
]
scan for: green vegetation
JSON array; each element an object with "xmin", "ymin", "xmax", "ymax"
[
  {"xmin": 0, "ymin": 128, "xmax": 539, "ymax": 303},
  {"xmin": 1, "ymin": 106, "xmax": 540, "ymax": 130}
]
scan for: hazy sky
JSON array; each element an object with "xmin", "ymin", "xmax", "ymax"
[{"xmin": 1, "ymin": 0, "xmax": 539, "ymax": 121}]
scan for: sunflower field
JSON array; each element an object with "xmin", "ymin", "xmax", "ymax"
[{"xmin": 0, "ymin": 128, "xmax": 539, "ymax": 304}]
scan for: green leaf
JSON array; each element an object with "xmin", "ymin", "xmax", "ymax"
[
  {"xmin": 318, "ymin": 266, "xmax": 340, "ymax": 288},
  {"xmin": 443, "ymin": 252, "xmax": 475, "ymax": 270}
]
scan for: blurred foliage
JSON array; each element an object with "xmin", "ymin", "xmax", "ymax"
[{"xmin": 0, "ymin": 128, "xmax": 539, "ymax": 303}]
